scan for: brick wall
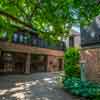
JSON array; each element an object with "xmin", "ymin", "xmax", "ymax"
[{"xmin": 81, "ymin": 48, "xmax": 100, "ymax": 82}]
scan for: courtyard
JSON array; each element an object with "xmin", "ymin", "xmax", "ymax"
[
  {"xmin": 0, "ymin": 73, "xmax": 82, "ymax": 100},
  {"xmin": 0, "ymin": 0, "xmax": 100, "ymax": 100}
]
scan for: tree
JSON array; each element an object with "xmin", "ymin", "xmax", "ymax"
[{"xmin": 0, "ymin": 0, "xmax": 100, "ymax": 40}]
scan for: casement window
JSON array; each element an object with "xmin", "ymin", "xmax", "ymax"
[{"xmin": 69, "ymin": 36, "xmax": 74, "ymax": 47}]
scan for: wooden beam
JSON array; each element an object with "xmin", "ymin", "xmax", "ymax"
[{"xmin": 0, "ymin": 41, "xmax": 64, "ymax": 57}]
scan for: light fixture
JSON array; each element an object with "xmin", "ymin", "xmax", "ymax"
[{"xmin": 90, "ymin": 31, "xmax": 95, "ymax": 38}]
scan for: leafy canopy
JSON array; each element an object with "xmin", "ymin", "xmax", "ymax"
[{"xmin": 0, "ymin": 0, "xmax": 100, "ymax": 40}]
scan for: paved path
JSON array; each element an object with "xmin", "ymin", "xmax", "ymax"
[{"xmin": 0, "ymin": 73, "xmax": 84, "ymax": 100}]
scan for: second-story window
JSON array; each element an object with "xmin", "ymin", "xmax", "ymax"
[{"xmin": 69, "ymin": 36, "xmax": 74, "ymax": 47}]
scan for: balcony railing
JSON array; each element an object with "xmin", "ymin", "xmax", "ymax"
[{"xmin": 0, "ymin": 32, "xmax": 65, "ymax": 51}]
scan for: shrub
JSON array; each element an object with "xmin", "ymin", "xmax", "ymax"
[
  {"xmin": 64, "ymin": 48, "xmax": 80, "ymax": 77},
  {"xmin": 63, "ymin": 77, "xmax": 100, "ymax": 98}
]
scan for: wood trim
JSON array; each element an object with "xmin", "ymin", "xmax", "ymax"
[{"xmin": 0, "ymin": 41, "xmax": 64, "ymax": 57}]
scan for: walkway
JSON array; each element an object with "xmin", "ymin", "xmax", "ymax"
[{"xmin": 0, "ymin": 73, "xmax": 83, "ymax": 100}]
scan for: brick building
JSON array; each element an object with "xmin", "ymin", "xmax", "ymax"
[{"xmin": 81, "ymin": 16, "xmax": 100, "ymax": 82}]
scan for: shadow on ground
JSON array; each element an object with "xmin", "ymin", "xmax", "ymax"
[{"xmin": 0, "ymin": 73, "xmax": 83, "ymax": 100}]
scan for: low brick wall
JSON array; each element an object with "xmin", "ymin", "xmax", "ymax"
[{"xmin": 81, "ymin": 47, "xmax": 100, "ymax": 82}]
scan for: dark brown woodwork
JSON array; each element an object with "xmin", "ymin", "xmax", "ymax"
[
  {"xmin": 25, "ymin": 54, "xmax": 31, "ymax": 74},
  {"xmin": 0, "ymin": 41, "xmax": 64, "ymax": 57}
]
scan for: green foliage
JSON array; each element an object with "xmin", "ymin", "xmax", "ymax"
[
  {"xmin": 8, "ymin": 32, "xmax": 13, "ymax": 42},
  {"xmin": 64, "ymin": 48, "xmax": 80, "ymax": 65},
  {"xmin": 0, "ymin": 0, "xmax": 100, "ymax": 40},
  {"xmin": 93, "ymin": 96, "xmax": 100, "ymax": 100},
  {"xmin": 64, "ymin": 48, "xmax": 80, "ymax": 77},
  {"xmin": 63, "ymin": 77, "xmax": 100, "ymax": 98},
  {"xmin": 0, "ymin": 31, "xmax": 13, "ymax": 42}
]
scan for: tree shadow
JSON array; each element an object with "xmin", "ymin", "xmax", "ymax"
[{"xmin": 0, "ymin": 73, "xmax": 80, "ymax": 100}]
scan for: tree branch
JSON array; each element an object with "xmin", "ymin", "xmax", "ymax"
[
  {"xmin": 96, "ymin": 0, "xmax": 100, "ymax": 4},
  {"xmin": 0, "ymin": 10, "xmax": 52, "ymax": 35},
  {"xmin": 27, "ymin": 0, "xmax": 41, "ymax": 21},
  {"xmin": 0, "ymin": 10, "xmax": 32, "ymax": 29}
]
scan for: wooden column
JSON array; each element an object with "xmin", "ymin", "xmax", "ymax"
[
  {"xmin": 61, "ymin": 58, "xmax": 64, "ymax": 70},
  {"xmin": 47, "ymin": 56, "xmax": 51, "ymax": 72},
  {"xmin": 25, "ymin": 53, "xmax": 31, "ymax": 74}
]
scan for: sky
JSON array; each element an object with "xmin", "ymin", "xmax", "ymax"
[{"xmin": 72, "ymin": 26, "xmax": 80, "ymax": 33}]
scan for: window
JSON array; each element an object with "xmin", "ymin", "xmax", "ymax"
[{"xmin": 69, "ymin": 36, "xmax": 74, "ymax": 47}]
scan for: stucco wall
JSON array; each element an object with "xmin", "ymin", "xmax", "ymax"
[
  {"xmin": 74, "ymin": 35, "xmax": 80, "ymax": 47},
  {"xmin": 64, "ymin": 35, "xmax": 80, "ymax": 48},
  {"xmin": 47, "ymin": 56, "xmax": 64, "ymax": 72}
]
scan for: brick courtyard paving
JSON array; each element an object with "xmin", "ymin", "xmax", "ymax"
[{"xmin": 0, "ymin": 73, "xmax": 84, "ymax": 100}]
